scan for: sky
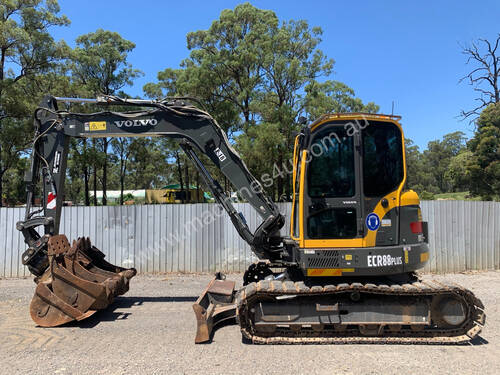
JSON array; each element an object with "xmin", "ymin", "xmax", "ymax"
[{"xmin": 50, "ymin": 0, "xmax": 500, "ymax": 149}]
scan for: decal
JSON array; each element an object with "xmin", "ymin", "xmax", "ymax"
[
  {"xmin": 367, "ymin": 254, "xmax": 402, "ymax": 267},
  {"xmin": 52, "ymin": 151, "xmax": 61, "ymax": 174},
  {"xmin": 381, "ymin": 219, "xmax": 392, "ymax": 227},
  {"xmin": 47, "ymin": 192, "xmax": 56, "ymax": 210},
  {"xmin": 85, "ymin": 121, "xmax": 107, "ymax": 131},
  {"xmin": 365, "ymin": 213, "xmax": 380, "ymax": 231},
  {"xmin": 114, "ymin": 119, "xmax": 158, "ymax": 128},
  {"xmin": 214, "ymin": 147, "xmax": 227, "ymax": 162}
]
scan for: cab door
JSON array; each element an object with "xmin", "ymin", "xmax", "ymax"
[
  {"xmin": 360, "ymin": 122, "xmax": 405, "ymax": 246},
  {"xmin": 302, "ymin": 124, "xmax": 365, "ymax": 247}
]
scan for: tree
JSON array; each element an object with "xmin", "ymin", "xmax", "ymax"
[
  {"xmin": 445, "ymin": 150, "xmax": 473, "ymax": 192},
  {"xmin": 145, "ymin": 3, "xmax": 378, "ymax": 200},
  {"xmin": 111, "ymin": 138, "xmax": 131, "ymax": 205},
  {"xmin": 466, "ymin": 102, "xmax": 500, "ymax": 200},
  {"xmin": 67, "ymin": 138, "xmax": 92, "ymax": 205},
  {"xmin": 0, "ymin": 0, "xmax": 69, "ymax": 206},
  {"xmin": 460, "ymin": 34, "xmax": 500, "ymax": 121},
  {"xmin": 1, "ymin": 154, "xmax": 27, "ymax": 205},
  {"xmin": 251, "ymin": 18, "xmax": 334, "ymax": 199},
  {"xmin": 128, "ymin": 138, "xmax": 167, "ymax": 189},
  {"xmin": 423, "ymin": 131, "xmax": 467, "ymax": 193},
  {"xmin": 184, "ymin": 3, "xmax": 278, "ymax": 130},
  {"xmin": 305, "ymin": 80, "xmax": 379, "ymax": 120},
  {"xmin": 71, "ymin": 29, "xmax": 142, "ymax": 205},
  {"xmin": 405, "ymin": 138, "xmax": 430, "ymax": 193}
]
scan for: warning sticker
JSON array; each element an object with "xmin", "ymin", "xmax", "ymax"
[
  {"xmin": 85, "ymin": 121, "xmax": 107, "ymax": 131},
  {"xmin": 381, "ymin": 219, "xmax": 392, "ymax": 227},
  {"xmin": 52, "ymin": 151, "xmax": 61, "ymax": 174},
  {"xmin": 47, "ymin": 192, "xmax": 57, "ymax": 210}
]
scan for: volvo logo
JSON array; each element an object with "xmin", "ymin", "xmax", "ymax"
[{"xmin": 115, "ymin": 119, "xmax": 158, "ymax": 127}]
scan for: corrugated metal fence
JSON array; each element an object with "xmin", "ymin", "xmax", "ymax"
[{"xmin": 0, "ymin": 201, "xmax": 498, "ymax": 277}]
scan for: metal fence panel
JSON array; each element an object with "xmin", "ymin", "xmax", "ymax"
[
  {"xmin": 420, "ymin": 201, "xmax": 500, "ymax": 273},
  {"xmin": 0, "ymin": 201, "xmax": 499, "ymax": 277}
]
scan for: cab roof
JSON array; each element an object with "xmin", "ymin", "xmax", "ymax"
[{"xmin": 308, "ymin": 113, "xmax": 402, "ymax": 131}]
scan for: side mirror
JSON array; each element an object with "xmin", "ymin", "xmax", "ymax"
[{"xmin": 298, "ymin": 116, "xmax": 307, "ymax": 125}]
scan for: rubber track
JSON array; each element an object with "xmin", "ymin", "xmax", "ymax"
[{"xmin": 235, "ymin": 278, "xmax": 486, "ymax": 344}]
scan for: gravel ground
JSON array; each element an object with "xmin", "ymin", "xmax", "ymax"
[{"xmin": 0, "ymin": 271, "xmax": 498, "ymax": 375}]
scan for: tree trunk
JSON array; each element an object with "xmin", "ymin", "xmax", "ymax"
[
  {"xmin": 0, "ymin": 47, "xmax": 5, "ymax": 207},
  {"xmin": 83, "ymin": 166, "xmax": 90, "ymax": 206},
  {"xmin": 185, "ymin": 163, "xmax": 190, "ymax": 202},
  {"xmin": 196, "ymin": 171, "xmax": 200, "ymax": 203},
  {"xmin": 93, "ymin": 166, "xmax": 97, "ymax": 206},
  {"xmin": 0, "ymin": 171, "xmax": 3, "ymax": 207},
  {"xmin": 102, "ymin": 138, "xmax": 109, "ymax": 206},
  {"xmin": 92, "ymin": 139, "xmax": 98, "ymax": 206},
  {"xmin": 120, "ymin": 157, "xmax": 125, "ymax": 205},
  {"xmin": 175, "ymin": 151, "xmax": 185, "ymax": 203},
  {"xmin": 0, "ymin": 129, "xmax": 3, "ymax": 208}
]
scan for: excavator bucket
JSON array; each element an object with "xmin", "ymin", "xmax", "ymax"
[
  {"xmin": 193, "ymin": 273, "xmax": 237, "ymax": 343},
  {"xmin": 30, "ymin": 235, "xmax": 136, "ymax": 327}
]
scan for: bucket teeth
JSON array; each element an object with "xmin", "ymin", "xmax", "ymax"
[{"xmin": 29, "ymin": 234, "xmax": 136, "ymax": 327}]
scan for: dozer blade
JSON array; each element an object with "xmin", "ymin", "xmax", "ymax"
[
  {"xmin": 193, "ymin": 273, "xmax": 237, "ymax": 343},
  {"xmin": 30, "ymin": 235, "xmax": 136, "ymax": 327}
]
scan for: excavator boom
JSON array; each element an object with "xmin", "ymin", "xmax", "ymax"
[{"xmin": 19, "ymin": 95, "xmax": 287, "ymax": 329}]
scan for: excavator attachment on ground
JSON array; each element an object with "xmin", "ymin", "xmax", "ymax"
[
  {"xmin": 193, "ymin": 273, "xmax": 237, "ymax": 343},
  {"xmin": 30, "ymin": 234, "xmax": 136, "ymax": 327}
]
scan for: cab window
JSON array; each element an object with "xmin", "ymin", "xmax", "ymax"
[
  {"xmin": 307, "ymin": 128, "xmax": 355, "ymax": 198},
  {"xmin": 362, "ymin": 123, "xmax": 404, "ymax": 197}
]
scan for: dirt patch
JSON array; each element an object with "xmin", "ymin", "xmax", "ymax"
[{"xmin": 0, "ymin": 271, "xmax": 498, "ymax": 374}]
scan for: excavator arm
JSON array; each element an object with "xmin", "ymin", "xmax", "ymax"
[
  {"xmin": 17, "ymin": 95, "xmax": 290, "ymax": 336},
  {"xmin": 19, "ymin": 95, "xmax": 286, "ymax": 277}
]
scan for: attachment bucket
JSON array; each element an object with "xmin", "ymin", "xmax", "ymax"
[
  {"xmin": 30, "ymin": 235, "xmax": 136, "ymax": 327},
  {"xmin": 193, "ymin": 273, "xmax": 237, "ymax": 343}
]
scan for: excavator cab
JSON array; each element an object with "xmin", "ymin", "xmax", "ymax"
[{"xmin": 290, "ymin": 113, "xmax": 430, "ymax": 278}]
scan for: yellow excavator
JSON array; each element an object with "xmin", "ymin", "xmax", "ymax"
[{"xmin": 17, "ymin": 95, "xmax": 485, "ymax": 344}]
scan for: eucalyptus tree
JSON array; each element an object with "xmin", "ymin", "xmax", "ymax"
[
  {"xmin": 145, "ymin": 3, "xmax": 378, "ymax": 200},
  {"xmin": 0, "ymin": 0, "xmax": 69, "ymax": 205},
  {"xmin": 70, "ymin": 29, "xmax": 142, "ymax": 205}
]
